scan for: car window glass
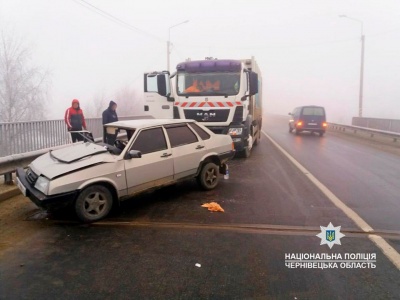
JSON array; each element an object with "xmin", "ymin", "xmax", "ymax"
[
  {"xmin": 188, "ymin": 123, "xmax": 211, "ymax": 140},
  {"xmin": 130, "ymin": 127, "xmax": 167, "ymax": 154},
  {"xmin": 302, "ymin": 107, "xmax": 324, "ymax": 116},
  {"xmin": 166, "ymin": 125, "xmax": 199, "ymax": 147}
]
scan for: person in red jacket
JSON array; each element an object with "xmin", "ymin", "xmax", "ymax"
[{"xmin": 64, "ymin": 99, "xmax": 87, "ymax": 143}]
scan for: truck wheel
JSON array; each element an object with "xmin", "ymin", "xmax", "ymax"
[
  {"xmin": 253, "ymin": 127, "xmax": 261, "ymax": 146},
  {"xmin": 241, "ymin": 147, "xmax": 251, "ymax": 158},
  {"xmin": 75, "ymin": 185, "xmax": 113, "ymax": 222},
  {"xmin": 197, "ymin": 162, "xmax": 220, "ymax": 190}
]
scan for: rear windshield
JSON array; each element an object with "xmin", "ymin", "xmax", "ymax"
[{"xmin": 302, "ymin": 107, "xmax": 325, "ymax": 116}]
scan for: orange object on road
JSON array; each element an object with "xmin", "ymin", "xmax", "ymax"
[{"xmin": 201, "ymin": 202, "xmax": 225, "ymax": 212}]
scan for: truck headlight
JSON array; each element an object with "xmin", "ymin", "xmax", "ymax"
[
  {"xmin": 34, "ymin": 176, "xmax": 50, "ymax": 194},
  {"xmin": 228, "ymin": 128, "xmax": 243, "ymax": 136}
]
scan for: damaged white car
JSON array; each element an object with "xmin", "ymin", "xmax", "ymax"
[{"xmin": 16, "ymin": 119, "xmax": 235, "ymax": 222}]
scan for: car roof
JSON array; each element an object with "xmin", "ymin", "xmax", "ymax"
[
  {"xmin": 105, "ymin": 118, "xmax": 195, "ymax": 129},
  {"xmin": 296, "ymin": 105, "xmax": 325, "ymax": 109}
]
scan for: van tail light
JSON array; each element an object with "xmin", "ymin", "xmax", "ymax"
[
  {"xmin": 322, "ymin": 122, "xmax": 327, "ymax": 127},
  {"xmin": 296, "ymin": 121, "xmax": 303, "ymax": 127}
]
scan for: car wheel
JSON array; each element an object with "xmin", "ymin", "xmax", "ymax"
[
  {"xmin": 319, "ymin": 132, "xmax": 324, "ymax": 137},
  {"xmin": 197, "ymin": 162, "xmax": 220, "ymax": 190},
  {"xmin": 75, "ymin": 185, "xmax": 113, "ymax": 222},
  {"xmin": 289, "ymin": 125, "xmax": 293, "ymax": 133},
  {"xmin": 295, "ymin": 129, "xmax": 300, "ymax": 135}
]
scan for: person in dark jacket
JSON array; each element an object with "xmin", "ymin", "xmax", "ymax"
[
  {"xmin": 64, "ymin": 99, "xmax": 87, "ymax": 143},
  {"xmin": 102, "ymin": 101, "xmax": 118, "ymax": 144}
]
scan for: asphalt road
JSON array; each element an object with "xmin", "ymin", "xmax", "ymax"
[
  {"xmin": 265, "ymin": 114, "xmax": 400, "ymax": 253},
  {"xmin": 0, "ymin": 115, "xmax": 399, "ymax": 299}
]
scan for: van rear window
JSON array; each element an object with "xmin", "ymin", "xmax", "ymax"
[{"xmin": 302, "ymin": 107, "xmax": 324, "ymax": 116}]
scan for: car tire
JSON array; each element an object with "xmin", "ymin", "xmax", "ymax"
[
  {"xmin": 295, "ymin": 129, "xmax": 300, "ymax": 135},
  {"xmin": 319, "ymin": 132, "xmax": 324, "ymax": 137},
  {"xmin": 197, "ymin": 162, "xmax": 220, "ymax": 190},
  {"xmin": 289, "ymin": 126, "xmax": 293, "ymax": 133},
  {"xmin": 75, "ymin": 185, "xmax": 113, "ymax": 222}
]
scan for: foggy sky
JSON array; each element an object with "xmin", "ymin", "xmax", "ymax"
[{"xmin": 1, "ymin": 0, "xmax": 400, "ymax": 124}]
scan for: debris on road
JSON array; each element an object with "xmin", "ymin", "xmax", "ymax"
[
  {"xmin": 201, "ymin": 202, "xmax": 225, "ymax": 212},
  {"xmin": 195, "ymin": 263, "xmax": 201, "ymax": 268}
]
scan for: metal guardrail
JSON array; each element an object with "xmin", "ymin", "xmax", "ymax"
[
  {"xmin": 329, "ymin": 123, "xmax": 400, "ymax": 142},
  {"xmin": 353, "ymin": 117, "xmax": 400, "ymax": 134}
]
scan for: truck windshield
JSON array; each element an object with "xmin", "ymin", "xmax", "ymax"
[{"xmin": 177, "ymin": 72, "xmax": 240, "ymax": 96}]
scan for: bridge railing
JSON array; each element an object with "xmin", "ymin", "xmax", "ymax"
[
  {"xmin": 0, "ymin": 115, "xmax": 152, "ymax": 184},
  {"xmin": 352, "ymin": 117, "xmax": 400, "ymax": 134},
  {"xmin": 329, "ymin": 123, "xmax": 400, "ymax": 143},
  {"xmin": 0, "ymin": 116, "xmax": 139, "ymax": 157}
]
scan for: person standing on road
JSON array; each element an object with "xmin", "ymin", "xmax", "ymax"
[
  {"xmin": 102, "ymin": 100, "xmax": 118, "ymax": 144},
  {"xmin": 64, "ymin": 99, "xmax": 87, "ymax": 143}
]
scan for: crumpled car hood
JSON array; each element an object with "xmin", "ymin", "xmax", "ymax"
[{"xmin": 30, "ymin": 143, "xmax": 116, "ymax": 179}]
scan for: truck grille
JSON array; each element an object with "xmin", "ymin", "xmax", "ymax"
[
  {"xmin": 184, "ymin": 109, "xmax": 230, "ymax": 122},
  {"xmin": 26, "ymin": 168, "xmax": 39, "ymax": 186}
]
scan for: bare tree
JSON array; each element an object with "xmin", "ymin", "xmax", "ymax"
[
  {"xmin": 114, "ymin": 85, "xmax": 141, "ymax": 116},
  {"xmin": 0, "ymin": 31, "xmax": 49, "ymax": 122},
  {"xmin": 86, "ymin": 89, "xmax": 109, "ymax": 118}
]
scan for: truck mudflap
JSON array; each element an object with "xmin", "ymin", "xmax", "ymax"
[
  {"xmin": 218, "ymin": 150, "xmax": 235, "ymax": 164},
  {"xmin": 219, "ymin": 163, "xmax": 228, "ymax": 175}
]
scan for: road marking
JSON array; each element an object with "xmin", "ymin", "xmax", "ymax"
[{"xmin": 262, "ymin": 130, "xmax": 400, "ymax": 270}]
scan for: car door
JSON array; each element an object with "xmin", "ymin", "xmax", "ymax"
[
  {"xmin": 143, "ymin": 72, "xmax": 173, "ymax": 119},
  {"xmin": 164, "ymin": 123, "xmax": 206, "ymax": 180},
  {"xmin": 124, "ymin": 127, "xmax": 173, "ymax": 194}
]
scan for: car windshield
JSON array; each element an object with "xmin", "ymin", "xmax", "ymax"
[
  {"xmin": 103, "ymin": 126, "xmax": 136, "ymax": 154},
  {"xmin": 177, "ymin": 72, "xmax": 240, "ymax": 97}
]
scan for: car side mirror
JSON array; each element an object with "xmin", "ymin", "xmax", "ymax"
[
  {"xmin": 288, "ymin": 112, "xmax": 292, "ymax": 115},
  {"xmin": 126, "ymin": 150, "xmax": 142, "ymax": 159}
]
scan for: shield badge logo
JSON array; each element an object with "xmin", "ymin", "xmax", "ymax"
[{"xmin": 326, "ymin": 230, "xmax": 335, "ymax": 242}]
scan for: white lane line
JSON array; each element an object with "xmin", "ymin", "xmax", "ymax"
[{"xmin": 262, "ymin": 130, "xmax": 400, "ymax": 270}]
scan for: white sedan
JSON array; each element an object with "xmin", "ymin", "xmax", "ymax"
[{"xmin": 16, "ymin": 119, "xmax": 235, "ymax": 222}]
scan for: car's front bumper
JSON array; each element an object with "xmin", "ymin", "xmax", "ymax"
[{"xmin": 16, "ymin": 168, "xmax": 78, "ymax": 210}]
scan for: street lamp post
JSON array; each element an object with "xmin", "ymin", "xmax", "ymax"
[
  {"xmin": 167, "ymin": 20, "xmax": 189, "ymax": 72},
  {"xmin": 339, "ymin": 15, "xmax": 365, "ymax": 118}
]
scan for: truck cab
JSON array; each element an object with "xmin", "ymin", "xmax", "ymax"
[{"xmin": 143, "ymin": 58, "xmax": 262, "ymax": 157}]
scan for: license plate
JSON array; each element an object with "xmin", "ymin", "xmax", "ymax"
[
  {"xmin": 308, "ymin": 123, "xmax": 317, "ymax": 125},
  {"xmin": 16, "ymin": 177, "xmax": 27, "ymax": 196}
]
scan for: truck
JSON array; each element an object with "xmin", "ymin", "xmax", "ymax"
[{"xmin": 143, "ymin": 57, "xmax": 262, "ymax": 157}]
